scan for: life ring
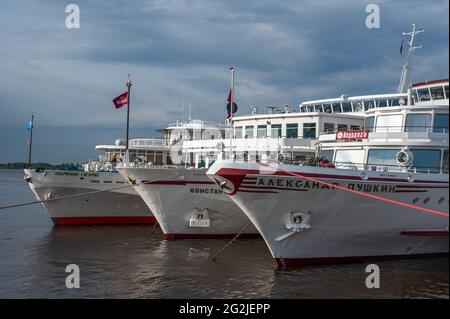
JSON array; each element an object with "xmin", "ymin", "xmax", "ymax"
[{"xmin": 396, "ymin": 149, "xmax": 414, "ymax": 167}]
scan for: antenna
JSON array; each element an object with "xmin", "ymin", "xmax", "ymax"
[
  {"xmin": 188, "ymin": 101, "xmax": 192, "ymax": 122},
  {"xmin": 398, "ymin": 23, "xmax": 425, "ymax": 93}
]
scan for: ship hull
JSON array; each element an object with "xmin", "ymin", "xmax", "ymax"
[
  {"xmin": 24, "ymin": 169, "xmax": 155, "ymax": 225},
  {"xmin": 207, "ymin": 161, "xmax": 449, "ymax": 267},
  {"xmin": 116, "ymin": 166, "xmax": 258, "ymax": 239}
]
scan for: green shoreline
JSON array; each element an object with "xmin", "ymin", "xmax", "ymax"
[{"xmin": 0, "ymin": 162, "xmax": 81, "ymax": 170}]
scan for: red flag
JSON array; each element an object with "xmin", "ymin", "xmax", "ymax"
[
  {"xmin": 112, "ymin": 91, "xmax": 128, "ymax": 109},
  {"xmin": 226, "ymin": 89, "xmax": 232, "ymax": 119}
]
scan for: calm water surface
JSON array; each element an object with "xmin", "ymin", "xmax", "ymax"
[{"xmin": 0, "ymin": 170, "xmax": 448, "ymax": 298}]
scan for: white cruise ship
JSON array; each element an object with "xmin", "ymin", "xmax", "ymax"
[
  {"xmin": 117, "ymin": 104, "xmax": 365, "ymax": 239},
  {"xmin": 24, "ymin": 137, "xmax": 169, "ymax": 225},
  {"xmin": 207, "ymin": 79, "xmax": 449, "ymax": 266}
]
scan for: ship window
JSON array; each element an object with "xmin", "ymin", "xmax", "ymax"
[
  {"xmin": 405, "ymin": 113, "xmax": 431, "ymax": 132},
  {"xmin": 335, "ymin": 149, "xmax": 366, "ymax": 168},
  {"xmin": 443, "ymin": 150, "xmax": 449, "ymax": 174},
  {"xmin": 350, "ymin": 125, "xmax": 361, "ymax": 130},
  {"xmin": 376, "ymin": 99, "xmax": 388, "ymax": 108},
  {"xmin": 364, "ymin": 100, "xmax": 375, "ymax": 111},
  {"xmin": 417, "ymin": 88, "xmax": 431, "ymax": 101},
  {"xmin": 319, "ymin": 150, "xmax": 334, "ymax": 162},
  {"xmin": 303, "ymin": 123, "xmax": 316, "ymax": 138},
  {"xmin": 445, "ymin": 86, "xmax": 449, "ymax": 99},
  {"xmin": 257, "ymin": 125, "xmax": 267, "ymax": 138},
  {"xmin": 234, "ymin": 126, "xmax": 242, "ymax": 139},
  {"xmin": 368, "ymin": 149, "xmax": 401, "ymax": 171},
  {"xmin": 352, "ymin": 101, "xmax": 363, "ymax": 112},
  {"xmin": 300, "ymin": 106, "xmax": 307, "ymax": 113},
  {"xmin": 342, "ymin": 102, "xmax": 352, "ymax": 112},
  {"xmin": 307, "ymin": 105, "xmax": 315, "ymax": 112},
  {"xmin": 271, "ymin": 124, "xmax": 282, "ymax": 138},
  {"xmin": 433, "ymin": 114, "xmax": 449, "ymax": 133},
  {"xmin": 389, "ymin": 99, "xmax": 400, "ymax": 106},
  {"xmin": 286, "ymin": 123, "xmax": 298, "ymax": 138},
  {"xmin": 338, "ymin": 124, "xmax": 348, "ymax": 131},
  {"xmin": 155, "ymin": 152, "xmax": 163, "ymax": 165},
  {"xmin": 375, "ymin": 114, "xmax": 403, "ymax": 132},
  {"xmin": 314, "ymin": 105, "xmax": 323, "ymax": 112},
  {"xmin": 324, "ymin": 123, "xmax": 335, "ymax": 133},
  {"xmin": 323, "ymin": 104, "xmax": 332, "ymax": 113},
  {"xmin": 411, "ymin": 90, "xmax": 419, "ymax": 104},
  {"xmin": 411, "ymin": 149, "xmax": 441, "ymax": 173},
  {"xmin": 245, "ymin": 126, "xmax": 254, "ymax": 138},
  {"xmin": 430, "ymin": 86, "xmax": 445, "ymax": 100},
  {"xmin": 364, "ymin": 116, "xmax": 375, "ymax": 132},
  {"xmin": 332, "ymin": 103, "xmax": 342, "ymax": 113}
]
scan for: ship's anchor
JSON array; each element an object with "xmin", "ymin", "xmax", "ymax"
[
  {"xmin": 43, "ymin": 192, "xmax": 54, "ymax": 202},
  {"xmin": 275, "ymin": 210, "xmax": 311, "ymax": 242}
]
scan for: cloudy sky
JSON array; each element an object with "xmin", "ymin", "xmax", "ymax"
[{"xmin": 0, "ymin": 0, "xmax": 448, "ymax": 163}]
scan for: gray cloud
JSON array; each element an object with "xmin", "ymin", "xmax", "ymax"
[{"xmin": 0, "ymin": 0, "xmax": 448, "ymax": 163}]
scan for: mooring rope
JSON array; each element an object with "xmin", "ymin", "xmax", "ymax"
[
  {"xmin": 0, "ymin": 175, "xmax": 175, "ymax": 211},
  {"xmin": 211, "ymin": 221, "xmax": 253, "ymax": 261}
]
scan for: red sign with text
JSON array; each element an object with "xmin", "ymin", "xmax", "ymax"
[{"xmin": 336, "ymin": 130, "xmax": 369, "ymax": 140}]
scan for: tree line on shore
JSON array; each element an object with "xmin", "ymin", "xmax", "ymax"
[{"xmin": 0, "ymin": 162, "xmax": 81, "ymax": 170}]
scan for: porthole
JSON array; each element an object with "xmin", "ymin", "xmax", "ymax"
[
  {"xmin": 438, "ymin": 197, "xmax": 445, "ymax": 204},
  {"xmin": 423, "ymin": 197, "xmax": 430, "ymax": 204},
  {"xmin": 412, "ymin": 197, "xmax": 420, "ymax": 204}
]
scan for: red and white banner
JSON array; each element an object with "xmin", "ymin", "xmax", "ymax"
[
  {"xmin": 336, "ymin": 130, "xmax": 369, "ymax": 140},
  {"xmin": 112, "ymin": 91, "xmax": 128, "ymax": 109}
]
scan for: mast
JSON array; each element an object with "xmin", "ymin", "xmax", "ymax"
[
  {"xmin": 125, "ymin": 74, "xmax": 132, "ymax": 161},
  {"xmin": 27, "ymin": 113, "xmax": 34, "ymax": 168},
  {"xmin": 229, "ymin": 67, "xmax": 234, "ymax": 159},
  {"xmin": 398, "ymin": 23, "xmax": 425, "ymax": 93}
]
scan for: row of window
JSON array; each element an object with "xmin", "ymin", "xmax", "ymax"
[
  {"xmin": 320, "ymin": 148, "xmax": 449, "ymax": 173},
  {"xmin": 364, "ymin": 113, "xmax": 449, "ymax": 133},
  {"xmin": 300, "ymin": 97, "xmax": 408, "ymax": 114},
  {"xmin": 413, "ymin": 85, "xmax": 449, "ymax": 102},
  {"xmin": 235, "ymin": 123, "xmax": 311, "ymax": 139},
  {"xmin": 235, "ymin": 123, "xmax": 362, "ymax": 139}
]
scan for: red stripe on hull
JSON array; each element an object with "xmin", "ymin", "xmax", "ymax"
[
  {"xmin": 164, "ymin": 233, "xmax": 260, "ymax": 240},
  {"xmin": 401, "ymin": 229, "xmax": 449, "ymax": 237},
  {"xmin": 275, "ymin": 252, "xmax": 449, "ymax": 268},
  {"xmin": 142, "ymin": 180, "xmax": 214, "ymax": 186},
  {"xmin": 52, "ymin": 216, "xmax": 157, "ymax": 225}
]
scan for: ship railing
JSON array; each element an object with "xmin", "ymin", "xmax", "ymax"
[
  {"xmin": 321, "ymin": 126, "xmax": 448, "ymax": 135},
  {"xmin": 128, "ymin": 138, "xmax": 168, "ymax": 148},
  {"xmin": 270, "ymin": 159, "xmax": 448, "ymax": 175}
]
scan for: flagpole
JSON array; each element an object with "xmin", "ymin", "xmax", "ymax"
[
  {"xmin": 28, "ymin": 113, "xmax": 34, "ymax": 168},
  {"xmin": 125, "ymin": 75, "xmax": 132, "ymax": 162},
  {"xmin": 229, "ymin": 67, "xmax": 234, "ymax": 160}
]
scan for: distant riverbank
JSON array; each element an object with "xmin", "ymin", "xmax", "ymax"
[{"xmin": 0, "ymin": 162, "xmax": 81, "ymax": 170}]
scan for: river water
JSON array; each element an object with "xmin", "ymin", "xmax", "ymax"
[{"xmin": 0, "ymin": 170, "xmax": 448, "ymax": 299}]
